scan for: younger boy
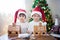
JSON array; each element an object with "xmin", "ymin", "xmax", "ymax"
[{"xmin": 28, "ymin": 7, "xmax": 43, "ymax": 34}]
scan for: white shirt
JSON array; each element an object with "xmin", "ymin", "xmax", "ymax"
[
  {"xmin": 16, "ymin": 22, "xmax": 28, "ymax": 34},
  {"xmin": 28, "ymin": 21, "xmax": 43, "ymax": 33}
]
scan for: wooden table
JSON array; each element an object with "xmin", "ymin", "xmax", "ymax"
[
  {"xmin": 50, "ymin": 33, "xmax": 60, "ymax": 40},
  {"xmin": 29, "ymin": 35, "xmax": 56, "ymax": 40},
  {"xmin": 0, "ymin": 34, "xmax": 56, "ymax": 40},
  {"xmin": 10, "ymin": 35, "xmax": 56, "ymax": 40}
]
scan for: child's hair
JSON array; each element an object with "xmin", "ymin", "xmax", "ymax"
[{"xmin": 19, "ymin": 13, "xmax": 26, "ymax": 18}]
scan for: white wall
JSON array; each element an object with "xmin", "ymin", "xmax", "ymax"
[
  {"xmin": 0, "ymin": 0, "xmax": 26, "ymax": 34},
  {"xmin": 47, "ymin": 0, "xmax": 60, "ymax": 19},
  {"xmin": 25, "ymin": 0, "xmax": 34, "ymax": 17}
]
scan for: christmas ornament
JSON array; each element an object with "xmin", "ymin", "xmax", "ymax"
[
  {"xmin": 51, "ymin": 15, "xmax": 60, "ymax": 34},
  {"xmin": 45, "ymin": 4, "xmax": 48, "ymax": 6}
]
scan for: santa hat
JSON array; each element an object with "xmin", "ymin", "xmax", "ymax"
[
  {"xmin": 14, "ymin": 9, "xmax": 27, "ymax": 23},
  {"xmin": 31, "ymin": 7, "xmax": 42, "ymax": 17},
  {"xmin": 31, "ymin": 6, "xmax": 46, "ymax": 21}
]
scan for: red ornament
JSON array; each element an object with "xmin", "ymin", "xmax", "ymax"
[{"xmin": 45, "ymin": 4, "xmax": 48, "ymax": 6}]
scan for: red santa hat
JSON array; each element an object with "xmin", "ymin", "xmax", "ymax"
[
  {"xmin": 31, "ymin": 6, "xmax": 46, "ymax": 21},
  {"xmin": 31, "ymin": 7, "xmax": 42, "ymax": 17},
  {"xmin": 14, "ymin": 9, "xmax": 27, "ymax": 23}
]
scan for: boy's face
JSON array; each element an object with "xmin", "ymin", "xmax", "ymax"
[
  {"xmin": 18, "ymin": 13, "xmax": 26, "ymax": 22},
  {"xmin": 32, "ymin": 13, "xmax": 40, "ymax": 22}
]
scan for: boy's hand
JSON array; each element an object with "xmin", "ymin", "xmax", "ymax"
[{"xmin": 12, "ymin": 23, "xmax": 16, "ymax": 27}]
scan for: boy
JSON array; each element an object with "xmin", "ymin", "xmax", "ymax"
[
  {"xmin": 16, "ymin": 9, "xmax": 28, "ymax": 34},
  {"xmin": 28, "ymin": 6, "xmax": 47, "ymax": 34},
  {"xmin": 28, "ymin": 6, "xmax": 42, "ymax": 34}
]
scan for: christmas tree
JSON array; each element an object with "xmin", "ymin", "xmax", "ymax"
[{"xmin": 29, "ymin": 0, "xmax": 54, "ymax": 32}]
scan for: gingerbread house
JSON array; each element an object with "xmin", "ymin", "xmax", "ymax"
[
  {"xmin": 8, "ymin": 23, "xmax": 21, "ymax": 38},
  {"xmin": 33, "ymin": 22, "xmax": 47, "ymax": 37}
]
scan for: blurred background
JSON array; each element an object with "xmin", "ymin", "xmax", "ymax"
[{"xmin": 0, "ymin": 0, "xmax": 60, "ymax": 35}]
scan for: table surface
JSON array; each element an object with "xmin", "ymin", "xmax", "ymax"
[{"xmin": 0, "ymin": 34, "xmax": 56, "ymax": 40}]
